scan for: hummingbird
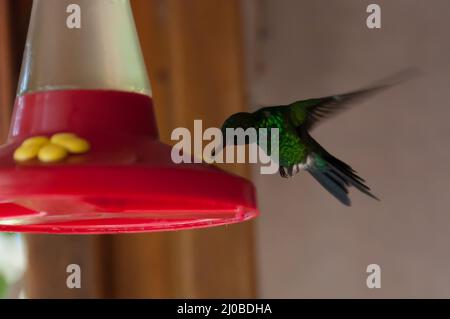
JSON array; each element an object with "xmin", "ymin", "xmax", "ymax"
[{"xmin": 213, "ymin": 70, "xmax": 417, "ymax": 206}]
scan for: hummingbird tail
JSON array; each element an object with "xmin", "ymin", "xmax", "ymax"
[{"xmin": 307, "ymin": 153, "xmax": 379, "ymax": 206}]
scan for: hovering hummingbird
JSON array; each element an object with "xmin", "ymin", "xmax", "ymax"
[{"xmin": 213, "ymin": 70, "xmax": 417, "ymax": 206}]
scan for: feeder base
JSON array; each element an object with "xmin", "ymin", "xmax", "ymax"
[{"xmin": 0, "ymin": 90, "xmax": 259, "ymax": 234}]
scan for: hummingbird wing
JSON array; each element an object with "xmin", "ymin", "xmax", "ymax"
[
  {"xmin": 290, "ymin": 68, "xmax": 420, "ymax": 130},
  {"xmin": 291, "ymin": 87, "xmax": 386, "ymax": 131},
  {"xmin": 299, "ymin": 129, "xmax": 379, "ymax": 205}
]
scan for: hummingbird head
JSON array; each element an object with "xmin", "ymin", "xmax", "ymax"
[
  {"xmin": 221, "ymin": 112, "xmax": 254, "ymax": 131},
  {"xmin": 211, "ymin": 112, "xmax": 255, "ymax": 158}
]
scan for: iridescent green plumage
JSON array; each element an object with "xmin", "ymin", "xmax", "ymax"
[{"xmin": 253, "ymin": 109, "xmax": 307, "ymax": 167}]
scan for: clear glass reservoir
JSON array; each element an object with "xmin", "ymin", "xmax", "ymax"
[{"xmin": 18, "ymin": 0, "xmax": 151, "ymax": 96}]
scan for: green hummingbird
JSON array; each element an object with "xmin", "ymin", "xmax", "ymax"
[{"xmin": 214, "ymin": 70, "xmax": 417, "ymax": 206}]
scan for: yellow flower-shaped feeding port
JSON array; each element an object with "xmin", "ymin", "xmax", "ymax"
[{"xmin": 14, "ymin": 133, "xmax": 91, "ymax": 163}]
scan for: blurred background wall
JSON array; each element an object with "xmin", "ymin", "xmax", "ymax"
[{"xmin": 245, "ymin": 0, "xmax": 450, "ymax": 298}]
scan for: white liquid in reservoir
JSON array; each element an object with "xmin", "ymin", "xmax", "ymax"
[{"xmin": 18, "ymin": 0, "xmax": 151, "ymax": 96}]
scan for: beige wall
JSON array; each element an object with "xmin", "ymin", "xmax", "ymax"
[{"xmin": 244, "ymin": 0, "xmax": 450, "ymax": 298}]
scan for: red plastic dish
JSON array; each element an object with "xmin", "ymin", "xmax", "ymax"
[{"xmin": 0, "ymin": 90, "xmax": 259, "ymax": 234}]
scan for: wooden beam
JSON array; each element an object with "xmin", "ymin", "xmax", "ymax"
[{"xmin": 167, "ymin": 0, "xmax": 256, "ymax": 298}]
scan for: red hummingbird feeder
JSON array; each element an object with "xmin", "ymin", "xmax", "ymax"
[{"xmin": 0, "ymin": 0, "xmax": 258, "ymax": 234}]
